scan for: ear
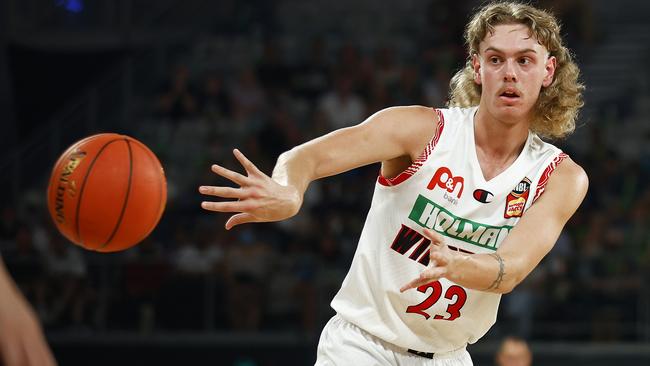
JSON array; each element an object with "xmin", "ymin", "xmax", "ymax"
[
  {"xmin": 542, "ymin": 55, "xmax": 557, "ymax": 87},
  {"xmin": 472, "ymin": 54, "xmax": 482, "ymax": 85}
]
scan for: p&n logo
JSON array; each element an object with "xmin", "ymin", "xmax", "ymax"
[{"xmin": 427, "ymin": 167, "xmax": 464, "ymax": 201}]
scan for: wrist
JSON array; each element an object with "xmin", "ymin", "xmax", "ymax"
[
  {"xmin": 284, "ymin": 184, "xmax": 303, "ymax": 217},
  {"xmin": 445, "ymin": 250, "xmax": 467, "ymax": 283}
]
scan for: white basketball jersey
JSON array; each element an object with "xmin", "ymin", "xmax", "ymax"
[{"xmin": 331, "ymin": 106, "xmax": 567, "ymax": 353}]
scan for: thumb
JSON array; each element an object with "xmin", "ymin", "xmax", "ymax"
[{"xmin": 225, "ymin": 213, "xmax": 258, "ymax": 230}]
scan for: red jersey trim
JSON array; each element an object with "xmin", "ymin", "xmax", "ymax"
[
  {"xmin": 532, "ymin": 152, "xmax": 568, "ymax": 203},
  {"xmin": 378, "ymin": 108, "xmax": 445, "ymax": 187}
]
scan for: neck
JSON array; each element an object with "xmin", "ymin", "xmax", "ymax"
[{"xmin": 473, "ymin": 106, "xmax": 529, "ymax": 161}]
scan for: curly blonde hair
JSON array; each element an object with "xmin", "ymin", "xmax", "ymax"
[{"xmin": 448, "ymin": 1, "xmax": 584, "ymax": 139}]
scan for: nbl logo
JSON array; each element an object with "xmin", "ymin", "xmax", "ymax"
[{"xmin": 504, "ymin": 177, "xmax": 531, "ymax": 218}]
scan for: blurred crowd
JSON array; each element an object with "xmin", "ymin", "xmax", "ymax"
[{"xmin": 1, "ymin": 0, "xmax": 649, "ymax": 344}]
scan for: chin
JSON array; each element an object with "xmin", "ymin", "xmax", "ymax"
[{"xmin": 493, "ymin": 107, "xmax": 528, "ymax": 124}]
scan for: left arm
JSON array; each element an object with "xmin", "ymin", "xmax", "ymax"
[
  {"xmin": 0, "ymin": 258, "xmax": 57, "ymax": 366},
  {"xmin": 401, "ymin": 158, "xmax": 589, "ymax": 294}
]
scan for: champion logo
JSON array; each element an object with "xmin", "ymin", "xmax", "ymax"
[{"xmin": 473, "ymin": 189, "xmax": 494, "ymax": 203}]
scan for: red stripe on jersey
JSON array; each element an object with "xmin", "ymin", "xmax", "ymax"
[
  {"xmin": 532, "ymin": 152, "xmax": 568, "ymax": 203},
  {"xmin": 378, "ymin": 108, "xmax": 445, "ymax": 186}
]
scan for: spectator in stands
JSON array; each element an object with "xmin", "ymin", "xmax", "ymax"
[
  {"xmin": 393, "ymin": 65, "xmax": 424, "ymax": 105},
  {"xmin": 43, "ymin": 233, "xmax": 93, "ymax": 328},
  {"xmin": 120, "ymin": 237, "xmax": 169, "ymax": 332},
  {"xmin": 157, "ymin": 64, "xmax": 198, "ymax": 121},
  {"xmin": 495, "ymin": 336, "xmax": 532, "ymax": 366},
  {"xmin": 2, "ymin": 226, "xmax": 47, "ymax": 318},
  {"xmin": 256, "ymin": 39, "xmax": 291, "ymax": 96},
  {"xmin": 365, "ymin": 80, "xmax": 393, "ymax": 117},
  {"xmin": 257, "ymin": 107, "xmax": 297, "ymax": 161},
  {"xmin": 317, "ymin": 72, "xmax": 365, "ymax": 130},
  {"xmin": 197, "ymin": 73, "xmax": 231, "ymax": 120},
  {"xmin": 224, "ymin": 229, "xmax": 272, "ymax": 330},
  {"xmin": 373, "ymin": 46, "xmax": 401, "ymax": 91},
  {"xmin": 291, "ymin": 37, "xmax": 331, "ymax": 102},
  {"xmin": 230, "ymin": 66, "xmax": 267, "ymax": 125},
  {"xmin": 172, "ymin": 228, "xmax": 222, "ymax": 275}
]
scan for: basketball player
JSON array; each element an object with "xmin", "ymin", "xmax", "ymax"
[
  {"xmin": 199, "ymin": 2, "xmax": 588, "ymax": 364},
  {"xmin": 495, "ymin": 336, "xmax": 532, "ymax": 366},
  {"xmin": 0, "ymin": 258, "xmax": 57, "ymax": 365}
]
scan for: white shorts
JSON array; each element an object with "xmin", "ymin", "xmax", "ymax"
[{"xmin": 315, "ymin": 314, "xmax": 473, "ymax": 366}]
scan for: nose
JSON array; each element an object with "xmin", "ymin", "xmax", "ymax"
[{"xmin": 503, "ymin": 60, "xmax": 517, "ymax": 82}]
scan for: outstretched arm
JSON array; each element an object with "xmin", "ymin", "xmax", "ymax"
[
  {"xmin": 0, "ymin": 258, "xmax": 57, "ymax": 366},
  {"xmin": 401, "ymin": 158, "xmax": 589, "ymax": 294},
  {"xmin": 200, "ymin": 106, "xmax": 440, "ymax": 229}
]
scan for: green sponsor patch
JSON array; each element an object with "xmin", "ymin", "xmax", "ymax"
[{"xmin": 408, "ymin": 194, "xmax": 513, "ymax": 250}]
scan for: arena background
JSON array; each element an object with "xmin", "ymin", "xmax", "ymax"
[{"xmin": 1, "ymin": 0, "xmax": 649, "ymax": 365}]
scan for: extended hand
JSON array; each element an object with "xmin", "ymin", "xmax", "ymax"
[
  {"xmin": 400, "ymin": 229, "xmax": 456, "ymax": 292},
  {"xmin": 199, "ymin": 149, "xmax": 302, "ymax": 229}
]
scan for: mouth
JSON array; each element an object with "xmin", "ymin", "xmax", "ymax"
[{"xmin": 498, "ymin": 88, "xmax": 521, "ymax": 104}]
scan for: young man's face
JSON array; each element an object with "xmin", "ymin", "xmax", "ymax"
[{"xmin": 472, "ymin": 23, "xmax": 556, "ymax": 126}]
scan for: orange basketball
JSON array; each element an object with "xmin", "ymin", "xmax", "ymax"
[{"xmin": 47, "ymin": 133, "xmax": 167, "ymax": 252}]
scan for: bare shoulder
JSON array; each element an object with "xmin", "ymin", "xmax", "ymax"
[
  {"xmin": 549, "ymin": 157, "xmax": 589, "ymax": 192},
  {"xmin": 370, "ymin": 105, "xmax": 439, "ymax": 126},
  {"xmin": 543, "ymin": 156, "xmax": 589, "ymax": 217},
  {"xmin": 369, "ymin": 105, "xmax": 441, "ymax": 160}
]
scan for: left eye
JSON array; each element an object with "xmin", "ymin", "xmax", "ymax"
[{"xmin": 518, "ymin": 58, "xmax": 530, "ymax": 65}]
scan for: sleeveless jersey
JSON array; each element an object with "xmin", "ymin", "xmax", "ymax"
[{"xmin": 330, "ymin": 106, "xmax": 567, "ymax": 353}]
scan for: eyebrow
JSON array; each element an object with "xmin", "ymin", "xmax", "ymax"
[{"xmin": 484, "ymin": 47, "xmax": 538, "ymax": 55}]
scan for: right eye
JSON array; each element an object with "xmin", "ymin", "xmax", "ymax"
[{"xmin": 489, "ymin": 56, "xmax": 501, "ymax": 64}]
